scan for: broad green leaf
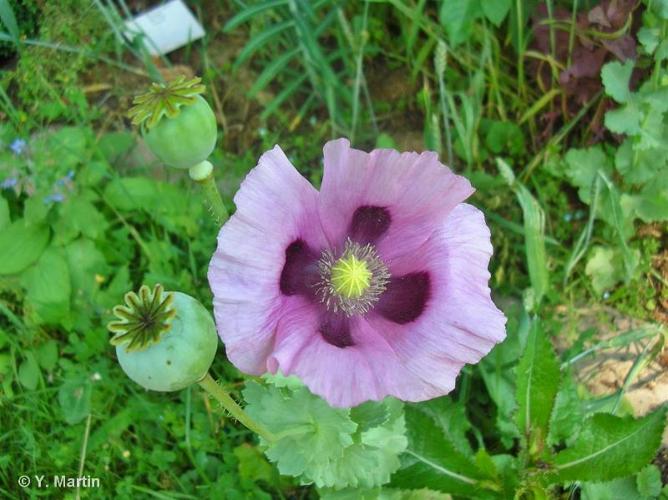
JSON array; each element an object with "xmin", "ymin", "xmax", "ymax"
[
  {"xmin": 652, "ymin": 0, "xmax": 668, "ymax": 19},
  {"xmin": 549, "ymin": 407, "xmax": 667, "ymax": 483},
  {"xmin": 35, "ymin": 340, "xmax": 58, "ymax": 371},
  {"xmin": 636, "ymin": 464, "xmax": 662, "ymax": 498},
  {"xmin": 515, "ymin": 184, "xmax": 548, "ymax": 309},
  {"xmin": 233, "ymin": 444, "xmax": 276, "ymax": 484},
  {"xmin": 391, "ymin": 407, "xmax": 487, "ymax": 496},
  {"xmin": 319, "ymin": 406, "xmax": 407, "ymax": 489},
  {"xmin": 0, "ymin": 0, "xmax": 19, "ymax": 43},
  {"xmin": 636, "ymin": 107, "xmax": 668, "ymax": 151},
  {"xmin": 78, "ymin": 160, "xmax": 110, "ymax": 187},
  {"xmin": 601, "ymin": 60, "xmax": 634, "ymax": 103},
  {"xmin": 103, "ymin": 177, "xmax": 159, "ymax": 212},
  {"xmin": 479, "ymin": 301, "xmax": 527, "ymax": 447},
  {"xmin": 58, "ymin": 378, "xmax": 92, "ymax": 425},
  {"xmin": 515, "ymin": 320, "xmax": 559, "ymax": 454},
  {"xmin": 585, "ymin": 246, "xmax": 626, "ymax": 294},
  {"xmin": 439, "ymin": 0, "xmax": 482, "ymax": 47},
  {"xmin": 481, "ymin": 0, "xmax": 511, "ymax": 26},
  {"xmin": 614, "ymin": 139, "xmax": 663, "ymax": 185},
  {"xmin": 375, "ymin": 133, "xmax": 397, "ymax": 149},
  {"xmin": 626, "ymin": 181, "xmax": 668, "ymax": 222},
  {"xmin": 0, "ymin": 195, "xmax": 9, "ymax": 230},
  {"xmin": 580, "ymin": 477, "xmax": 640, "ymax": 500},
  {"xmin": 319, "ymin": 486, "xmax": 451, "ymax": 499},
  {"xmin": 21, "ymin": 246, "xmax": 71, "ymax": 325},
  {"xmin": 656, "ymin": 39, "xmax": 668, "ymax": 60},
  {"xmin": 564, "ymin": 146, "xmax": 613, "ymax": 205},
  {"xmin": 97, "ymin": 265, "xmax": 131, "ymax": 310},
  {"xmin": 65, "ymin": 238, "xmax": 108, "ymax": 297},
  {"xmin": 596, "ymin": 172, "xmax": 637, "ymax": 275},
  {"xmin": 23, "ymin": 195, "xmax": 51, "ymax": 224},
  {"xmin": 484, "ymin": 120, "xmax": 525, "ymax": 156},
  {"xmin": 103, "ymin": 177, "xmax": 189, "ymax": 227},
  {"xmin": 52, "ymin": 197, "xmax": 108, "ymax": 245},
  {"xmin": 97, "ymin": 131, "xmax": 135, "ymax": 163},
  {"xmin": 0, "ymin": 352, "xmax": 10, "ymax": 377},
  {"xmin": 243, "ymin": 378, "xmax": 406, "ymax": 489},
  {"xmin": 547, "ymin": 370, "xmax": 583, "ymax": 448},
  {"xmin": 604, "ymin": 103, "xmax": 642, "ymax": 135},
  {"xmin": 0, "ymin": 219, "xmax": 50, "ymax": 275},
  {"xmin": 351, "ymin": 401, "xmax": 390, "ymax": 432},
  {"xmin": 31, "ymin": 126, "xmax": 90, "ymax": 171},
  {"xmin": 637, "ymin": 26, "xmax": 660, "ymax": 54},
  {"xmin": 418, "ymin": 397, "xmax": 473, "ymax": 455},
  {"xmin": 18, "ymin": 352, "xmax": 40, "ymax": 390}
]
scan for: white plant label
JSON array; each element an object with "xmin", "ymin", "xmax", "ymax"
[{"xmin": 124, "ymin": 0, "xmax": 205, "ymax": 56}]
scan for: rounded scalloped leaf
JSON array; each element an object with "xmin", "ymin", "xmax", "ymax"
[{"xmin": 243, "ymin": 376, "xmax": 408, "ymax": 489}]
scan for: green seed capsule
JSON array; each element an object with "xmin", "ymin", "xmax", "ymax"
[
  {"xmin": 109, "ymin": 285, "xmax": 218, "ymax": 392},
  {"xmin": 144, "ymin": 95, "xmax": 217, "ymax": 169},
  {"xmin": 128, "ymin": 76, "xmax": 218, "ymax": 169}
]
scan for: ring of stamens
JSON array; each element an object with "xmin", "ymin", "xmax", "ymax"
[{"xmin": 316, "ymin": 238, "xmax": 390, "ymax": 316}]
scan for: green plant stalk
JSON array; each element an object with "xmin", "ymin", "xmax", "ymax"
[
  {"xmin": 198, "ymin": 372, "xmax": 275, "ymax": 442},
  {"xmin": 545, "ymin": 0, "xmax": 557, "ymax": 82},
  {"xmin": 566, "ymin": 0, "xmax": 579, "ymax": 68},
  {"xmin": 515, "ymin": 0, "xmax": 527, "ymax": 100},
  {"xmin": 190, "ymin": 166, "xmax": 229, "ymax": 226}
]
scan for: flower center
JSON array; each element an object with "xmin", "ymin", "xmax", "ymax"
[
  {"xmin": 316, "ymin": 239, "xmax": 390, "ymax": 316},
  {"xmin": 127, "ymin": 76, "xmax": 206, "ymax": 130},
  {"xmin": 331, "ymin": 254, "xmax": 372, "ymax": 299},
  {"xmin": 108, "ymin": 284, "xmax": 176, "ymax": 352}
]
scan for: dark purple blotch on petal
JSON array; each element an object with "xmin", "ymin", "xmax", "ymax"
[
  {"xmin": 279, "ymin": 240, "xmax": 320, "ymax": 297},
  {"xmin": 377, "ymin": 272, "xmax": 430, "ymax": 324},
  {"xmin": 319, "ymin": 313, "xmax": 355, "ymax": 348},
  {"xmin": 348, "ymin": 206, "xmax": 391, "ymax": 244}
]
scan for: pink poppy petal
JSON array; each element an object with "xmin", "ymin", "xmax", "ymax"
[
  {"xmin": 208, "ymin": 145, "xmax": 327, "ymax": 374},
  {"xmin": 268, "ymin": 298, "xmax": 445, "ymax": 407},
  {"xmin": 319, "ymin": 138, "xmax": 474, "ymax": 261},
  {"xmin": 368, "ymin": 203, "xmax": 507, "ymax": 393}
]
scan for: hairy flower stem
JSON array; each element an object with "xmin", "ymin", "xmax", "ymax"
[
  {"xmin": 189, "ymin": 161, "xmax": 228, "ymax": 226},
  {"xmin": 198, "ymin": 372, "xmax": 275, "ymax": 442}
]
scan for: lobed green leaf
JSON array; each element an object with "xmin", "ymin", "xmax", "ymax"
[
  {"xmin": 548, "ymin": 407, "xmax": 667, "ymax": 483},
  {"xmin": 390, "ymin": 406, "xmax": 488, "ymax": 496},
  {"xmin": 515, "ymin": 320, "xmax": 560, "ymax": 455}
]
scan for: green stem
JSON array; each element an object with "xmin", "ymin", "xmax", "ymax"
[
  {"xmin": 198, "ymin": 372, "xmax": 275, "ymax": 442},
  {"xmin": 189, "ymin": 161, "xmax": 229, "ymax": 226}
]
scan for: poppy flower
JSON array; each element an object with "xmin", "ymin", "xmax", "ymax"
[{"xmin": 208, "ymin": 139, "xmax": 506, "ymax": 407}]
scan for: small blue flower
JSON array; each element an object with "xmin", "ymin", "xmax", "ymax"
[
  {"xmin": 43, "ymin": 193, "xmax": 65, "ymax": 204},
  {"xmin": 0, "ymin": 177, "xmax": 18, "ymax": 189},
  {"xmin": 67, "ymin": 170, "xmax": 75, "ymax": 179},
  {"xmin": 9, "ymin": 138, "xmax": 26, "ymax": 155},
  {"xmin": 563, "ymin": 212, "xmax": 573, "ymax": 222}
]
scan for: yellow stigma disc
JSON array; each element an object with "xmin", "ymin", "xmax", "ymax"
[{"xmin": 330, "ymin": 254, "xmax": 372, "ymax": 299}]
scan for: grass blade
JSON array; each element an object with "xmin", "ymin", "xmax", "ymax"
[
  {"xmin": 224, "ymin": 0, "xmax": 289, "ymax": 31},
  {"xmin": 248, "ymin": 47, "xmax": 300, "ymax": 97},
  {"xmin": 233, "ymin": 20, "xmax": 293, "ymax": 69},
  {"xmin": 0, "ymin": 0, "xmax": 19, "ymax": 44},
  {"xmin": 497, "ymin": 158, "xmax": 549, "ymax": 309}
]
